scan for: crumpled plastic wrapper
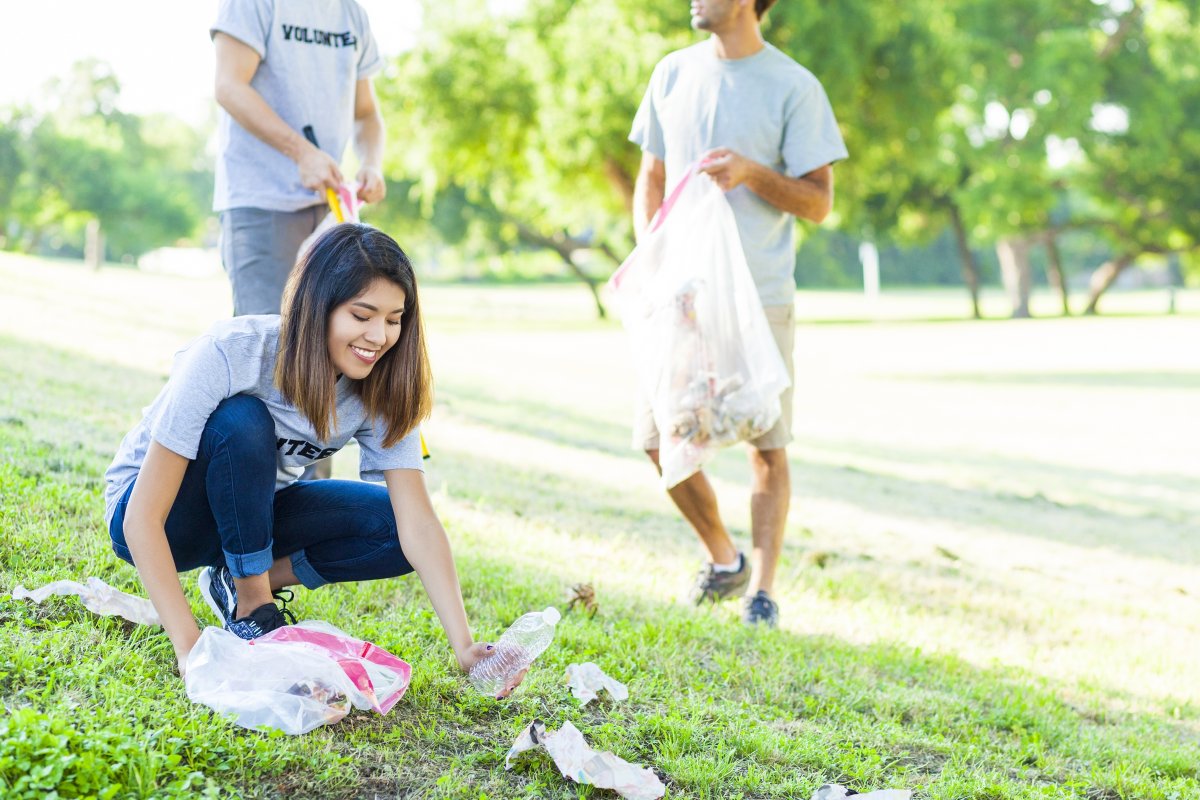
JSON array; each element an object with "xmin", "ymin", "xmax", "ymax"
[
  {"xmin": 566, "ymin": 662, "xmax": 629, "ymax": 706},
  {"xmin": 507, "ymin": 720, "xmax": 665, "ymax": 800},
  {"xmin": 12, "ymin": 577, "xmax": 161, "ymax": 626},
  {"xmin": 812, "ymin": 783, "xmax": 912, "ymax": 800}
]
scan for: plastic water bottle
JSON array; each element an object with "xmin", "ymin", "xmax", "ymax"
[{"xmin": 468, "ymin": 607, "xmax": 561, "ymax": 695}]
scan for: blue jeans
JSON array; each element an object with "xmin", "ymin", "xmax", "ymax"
[{"xmin": 108, "ymin": 395, "xmax": 414, "ymax": 589}]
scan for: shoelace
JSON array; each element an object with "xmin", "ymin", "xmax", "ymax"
[{"xmin": 272, "ymin": 588, "xmax": 298, "ymax": 625}]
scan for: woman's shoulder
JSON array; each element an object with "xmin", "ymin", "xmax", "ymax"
[{"xmin": 196, "ymin": 315, "xmax": 281, "ymax": 354}]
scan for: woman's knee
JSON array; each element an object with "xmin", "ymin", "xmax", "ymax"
[{"xmin": 200, "ymin": 395, "xmax": 276, "ymax": 463}]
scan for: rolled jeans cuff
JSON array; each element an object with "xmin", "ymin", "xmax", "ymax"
[
  {"xmin": 290, "ymin": 549, "xmax": 328, "ymax": 590},
  {"xmin": 222, "ymin": 544, "xmax": 274, "ymax": 578}
]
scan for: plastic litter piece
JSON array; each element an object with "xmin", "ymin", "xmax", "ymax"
[
  {"xmin": 469, "ymin": 606, "xmax": 561, "ymax": 695},
  {"xmin": 812, "ymin": 783, "xmax": 913, "ymax": 800},
  {"xmin": 565, "ymin": 662, "xmax": 629, "ymax": 706},
  {"xmin": 506, "ymin": 719, "xmax": 665, "ymax": 800},
  {"xmin": 12, "ymin": 577, "xmax": 161, "ymax": 626},
  {"xmin": 184, "ymin": 620, "xmax": 411, "ymax": 735},
  {"xmin": 607, "ymin": 162, "xmax": 790, "ymax": 488}
]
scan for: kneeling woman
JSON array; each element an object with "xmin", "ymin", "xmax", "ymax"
[{"xmin": 104, "ymin": 224, "xmax": 517, "ymax": 694}]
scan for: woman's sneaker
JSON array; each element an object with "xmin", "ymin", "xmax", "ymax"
[
  {"xmin": 198, "ymin": 565, "xmax": 238, "ymax": 626},
  {"xmin": 227, "ymin": 603, "xmax": 293, "ymax": 639},
  {"xmin": 198, "ymin": 565, "xmax": 296, "ymax": 640}
]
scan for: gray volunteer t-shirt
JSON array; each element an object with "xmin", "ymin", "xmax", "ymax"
[
  {"xmin": 212, "ymin": 0, "xmax": 384, "ymax": 212},
  {"xmin": 103, "ymin": 315, "xmax": 423, "ymax": 526},
  {"xmin": 630, "ymin": 41, "xmax": 849, "ymax": 306}
]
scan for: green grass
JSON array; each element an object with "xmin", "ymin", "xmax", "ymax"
[{"xmin": 1, "ymin": 251, "xmax": 1197, "ymax": 799}]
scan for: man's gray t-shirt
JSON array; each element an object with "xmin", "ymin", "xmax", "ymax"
[
  {"xmin": 630, "ymin": 41, "xmax": 848, "ymax": 306},
  {"xmin": 103, "ymin": 315, "xmax": 423, "ymax": 525},
  {"xmin": 211, "ymin": 0, "xmax": 384, "ymax": 212}
]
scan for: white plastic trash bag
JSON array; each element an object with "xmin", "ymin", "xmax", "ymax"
[
  {"xmin": 608, "ymin": 164, "xmax": 790, "ymax": 488},
  {"xmin": 184, "ymin": 620, "xmax": 411, "ymax": 735}
]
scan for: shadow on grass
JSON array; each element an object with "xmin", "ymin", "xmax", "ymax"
[{"xmin": 437, "ymin": 378, "xmax": 637, "ymax": 460}]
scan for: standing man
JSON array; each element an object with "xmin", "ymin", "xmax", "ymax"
[
  {"xmin": 212, "ymin": 0, "xmax": 387, "ymax": 318},
  {"xmin": 630, "ymin": 0, "xmax": 847, "ymax": 626}
]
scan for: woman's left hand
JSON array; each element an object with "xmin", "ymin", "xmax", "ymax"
[{"xmin": 458, "ymin": 642, "xmax": 529, "ymax": 699}]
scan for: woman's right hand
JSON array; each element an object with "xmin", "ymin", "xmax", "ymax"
[{"xmin": 458, "ymin": 642, "xmax": 528, "ymax": 699}]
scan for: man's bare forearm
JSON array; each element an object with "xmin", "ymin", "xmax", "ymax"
[
  {"xmin": 633, "ymin": 171, "xmax": 665, "ymax": 242},
  {"xmin": 216, "ymin": 80, "xmax": 314, "ymax": 164},
  {"xmin": 353, "ymin": 111, "xmax": 386, "ymax": 172},
  {"xmin": 741, "ymin": 161, "xmax": 832, "ymax": 223}
]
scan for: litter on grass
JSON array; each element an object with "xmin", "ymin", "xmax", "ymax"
[
  {"xmin": 185, "ymin": 621, "xmax": 411, "ymax": 735},
  {"xmin": 12, "ymin": 577, "xmax": 161, "ymax": 626},
  {"xmin": 507, "ymin": 720, "xmax": 665, "ymax": 800},
  {"xmin": 812, "ymin": 783, "xmax": 912, "ymax": 800},
  {"xmin": 565, "ymin": 662, "xmax": 629, "ymax": 706}
]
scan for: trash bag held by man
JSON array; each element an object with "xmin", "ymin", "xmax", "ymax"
[{"xmin": 608, "ymin": 164, "xmax": 790, "ymax": 488}]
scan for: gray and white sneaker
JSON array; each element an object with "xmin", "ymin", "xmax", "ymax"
[{"xmin": 689, "ymin": 552, "xmax": 750, "ymax": 605}]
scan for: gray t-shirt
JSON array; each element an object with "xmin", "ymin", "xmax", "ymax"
[
  {"xmin": 103, "ymin": 315, "xmax": 423, "ymax": 525},
  {"xmin": 630, "ymin": 41, "xmax": 849, "ymax": 306},
  {"xmin": 211, "ymin": 0, "xmax": 384, "ymax": 212}
]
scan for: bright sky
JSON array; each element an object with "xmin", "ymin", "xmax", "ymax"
[{"xmin": 0, "ymin": 0, "xmax": 423, "ymax": 125}]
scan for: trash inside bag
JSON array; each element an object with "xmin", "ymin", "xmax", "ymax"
[
  {"xmin": 184, "ymin": 620, "xmax": 411, "ymax": 735},
  {"xmin": 608, "ymin": 164, "xmax": 790, "ymax": 488},
  {"xmin": 12, "ymin": 577, "xmax": 161, "ymax": 626},
  {"xmin": 507, "ymin": 719, "xmax": 665, "ymax": 800}
]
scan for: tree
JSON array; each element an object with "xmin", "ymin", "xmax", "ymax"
[{"xmin": 1, "ymin": 60, "xmax": 212, "ymax": 262}]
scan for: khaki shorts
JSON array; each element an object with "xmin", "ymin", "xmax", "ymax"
[{"xmin": 632, "ymin": 304, "xmax": 795, "ymax": 452}]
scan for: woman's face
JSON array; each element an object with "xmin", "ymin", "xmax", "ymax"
[{"xmin": 326, "ymin": 278, "xmax": 407, "ymax": 380}]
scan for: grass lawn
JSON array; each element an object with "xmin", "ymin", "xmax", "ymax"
[{"xmin": 0, "ymin": 251, "xmax": 1197, "ymax": 799}]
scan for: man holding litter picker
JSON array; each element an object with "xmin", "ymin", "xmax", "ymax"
[
  {"xmin": 630, "ymin": 0, "xmax": 847, "ymax": 626},
  {"xmin": 211, "ymin": 0, "xmax": 388, "ymax": 318}
]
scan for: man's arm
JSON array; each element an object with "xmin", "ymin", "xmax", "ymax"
[
  {"xmin": 213, "ymin": 32, "xmax": 343, "ymax": 191},
  {"xmin": 632, "ymin": 151, "xmax": 666, "ymax": 242},
  {"xmin": 352, "ymin": 77, "xmax": 387, "ymax": 204},
  {"xmin": 700, "ymin": 148, "xmax": 834, "ymax": 223}
]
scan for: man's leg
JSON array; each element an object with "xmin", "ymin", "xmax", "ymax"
[
  {"xmin": 747, "ymin": 447, "xmax": 790, "ymax": 595},
  {"xmin": 741, "ymin": 304, "xmax": 797, "ymax": 625},
  {"xmin": 220, "ymin": 206, "xmax": 324, "ymax": 316},
  {"xmin": 646, "ymin": 449, "xmax": 737, "ymax": 565}
]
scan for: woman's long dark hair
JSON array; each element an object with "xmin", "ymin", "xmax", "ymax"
[{"xmin": 275, "ymin": 223, "xmax": 432, "ymax": 447}]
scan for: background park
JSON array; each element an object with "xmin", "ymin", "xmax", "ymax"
[{"xmin": 0, "ymin": 0, "xmax": 1197, "ymax": 798}]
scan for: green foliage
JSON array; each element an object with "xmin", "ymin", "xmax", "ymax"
[{"xmin": 0, "ymin": 60, "xmax": 212, "ymax": 261}]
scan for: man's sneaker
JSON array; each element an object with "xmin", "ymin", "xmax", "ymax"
[
  {"xmin": 227, "ymin": 602, "xmax": 294, "ymax": 640},
  {"xmin": 742, "ymin": 590, "xmax": 779, "ymax": 628},
  {"xmin": 689, "ymin": 552, "xmax": 750, "ymax": 605},
  {"xmin": 198, "ymin": 565, "xmax": 238, "ymax": 627}
]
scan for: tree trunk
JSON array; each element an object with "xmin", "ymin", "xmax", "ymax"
[
  {"xmin": 514, "ymin": 221, "xmax": 608, "ymax": 319},
  {"xmin": 1084, "ymin": 254, "xmax": 1135, "ymax": 315},
  {"xmin": 1042, "ymin": 232, "xmax": 1070, "ymax": 316},
  {"xmin": 603, "ymin": 157, "xmax": 635, "ymax": 214},
  {"xmin": 85, "ymin": 219, "xmax": 104, "ymax": 271},
  {"xmin": 996, "ymin": 237, "xmax": 1033, "ymax": 318},
  {"xmin": 948, "ymin": 203, "xmax": 982, "ymax": 319}
]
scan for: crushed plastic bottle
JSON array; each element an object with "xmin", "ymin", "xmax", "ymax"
[{"xmin": 469, "ymin": 606, "xmax": 561, "ymax": 695}]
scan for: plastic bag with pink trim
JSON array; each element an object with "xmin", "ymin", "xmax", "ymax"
[
  {"xmin": 184, "ymin": 620, "xmax": 411, "ymax": 735},
  {"xmin": 607, "ymin": 163, "xmax": 790, "ymax": 488}
]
